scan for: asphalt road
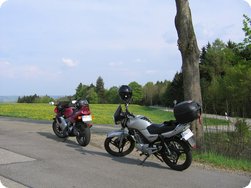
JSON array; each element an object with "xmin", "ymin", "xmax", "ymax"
[{"xmin": 0, "ymin": 117, "xmax": 250, "ymax": 188}]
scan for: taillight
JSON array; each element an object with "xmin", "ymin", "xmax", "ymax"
[
  {"xmin": 81, "ymin": 105, "xmax": 91, "ymax": 115},
  {"xmin": 54, "ymin": 107, "xmax": 58, "ymax": 113}
]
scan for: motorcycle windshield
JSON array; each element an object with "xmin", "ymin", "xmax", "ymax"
[{"xmin": 113, "ymin": 105, "xmax": 124, "ymax": 124}]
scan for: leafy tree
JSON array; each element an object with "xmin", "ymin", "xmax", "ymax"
[
  {"xmin": 200, "ymin": 39, "xmax": 232, "ymax": 81},
  {"xmin": 75, "ymin": 83, "xmax": 84, "ymax": 100},
  {"xmin": 223, "ymin": 65, "xmax": 251, "ymax": 117},
  {"xmin": 238, "ymin": 15, "xmax": 251, "ymax": 61},
  {"xmin": 242, "ymin": 14, "xmax": 251, "ymax": 46},
  {"xmin": 143, "ymin": 82, "xmax": 155, "ymax": 106},
  {"xmin": 17, "ymin": 94, "xmax": 39, "ymax": 103},
  {"xmin": 164, "ymin": 72, "xmax": 183, "ymax": 107},
  {"xmin": 34, "ymin": 95, "xmax": 54, "ymax": 103},
  {"xmin": 128, "ymin": 81, "xmax": 143, "ymax": 104},
  {"xmin": 199, "ymin": 15, "xmax": 251, "ymax": 118},
  {"xmin": 17, "ymin": 94, "xmax": 54, "ymax": 103},
  {"xmin": 96, "ymin": 76, "xmax": 106, "ymax": 103},
  {"xmin": 74, "ymin": 83, "xmax": 90, "ymax": 100},
  {"xmin": 86, "ymin": 88, "xmax": 98, "ymax": 104},
  {"xmin": 152, "ymin": 80, "xmax": 170, "ymax": 106},
  {"xmin": 106, "ymin": 86, "xmax": 120, "ymax": 104}
]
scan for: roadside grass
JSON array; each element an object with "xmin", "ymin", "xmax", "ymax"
[
  {"xmin": 193, "ymin": 151, "xmax": 251, "ymax": 172},
  {"xmin": 0, "ymin": 103, "xmax": 173, "ymax": 124},
  {"xmin": 0, "ymin": 103, "xmax": 55, "ymax": 120},
  {"xmin": 0, "ymin": 103, "xmax": 227, "ymax": 125},
  {"xmin": 0, "ymin": 103, "xmax": 249, "ymax": 172},
  {"xmin": 203, "ymin": 117, "xmax": 229, "ymax": 126},
  {"xmin": 0, "ymin": 103, "xmax": 175, "ymax": 124}
]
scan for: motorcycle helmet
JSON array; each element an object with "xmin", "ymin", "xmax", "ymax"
[
  {"xmin": 76, "ymin": 99, "xmax": 89, "ymax": 109},
  {"xmin": 118, "ymin": 85, "xmax": 132, "ymax": 102}
]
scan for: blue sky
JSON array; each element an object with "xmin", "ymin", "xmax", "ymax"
[{"xmin": 0, "ymin": 0, "xmax": 251, "ymax": 96}]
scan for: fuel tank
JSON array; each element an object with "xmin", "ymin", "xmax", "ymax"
[
  {"xmin": 127, "ymin": 115, "xmax": 151, "ymax": 130},
  {"xmin": 127, "ymin": 115, "xmax": 158, "ymax": 142}
]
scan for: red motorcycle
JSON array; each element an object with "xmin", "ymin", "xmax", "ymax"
[{"xmin": 52, "ymin": 99, "xmax": 93, "ymax": 146}]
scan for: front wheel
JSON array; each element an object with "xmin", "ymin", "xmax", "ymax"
[
  {"xmin": 104, "ymin": 135, "xmax": 135, "ymax": 157},
  {"xmin": 160, "ymin": 138, "xmax": 192, "ymax": 171},
  {"xmin": 52, "ymin": 120, "xmax": 67, "ymax": 138},
  {"xmin": 76, "ymin": 125, "xmax": 91, "ymax": 147}
]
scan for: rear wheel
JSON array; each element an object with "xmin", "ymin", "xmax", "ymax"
[
  {"xmin": 161, "ymin": 138, "xmax": 192, "ymax": 171},
  {"xmin": 52, "ymin": 120, "xmax": 67, "ymax": 138},
  {"xmin": 104, "ymin": 135, "xmax": 135, "ymax": 157},
  {"xmin": 76, "ymin": 123, "xmax": 91, "ymax": 147}
]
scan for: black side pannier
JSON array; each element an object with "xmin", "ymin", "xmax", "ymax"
[{"xmin": 173, "ymin": 101, "xmax": 201, "ymax": 124}]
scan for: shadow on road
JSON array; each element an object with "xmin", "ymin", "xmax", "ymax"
[
  {"xmin": 75, "ymin": 144, "xmax": 171, "ymax": 170},
  {"xmin": 37, "ymin": 132, "xmax": 79, "ymax": 146},
  {"xmin": 37, "ymin": 131, "xmax": 171, "ymax": 170}
]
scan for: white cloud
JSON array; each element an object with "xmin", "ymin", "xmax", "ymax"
[
  {"xmin": 22, "ymin": 65, "xmax": 43, "ymax": 78},
  {"xmin": 108, "ymin": 61, "xmax": 124, "ymax": 67},
  {"xmin": 145, "ymin": 70, "xmax": 158, "ymax": 75},
  {"xmin": 0, "ymin": 60, "xmax": 10, "ymax": 65},
  {"xmin": 0, "ymin": 62, "xmax": 57, "ymax": 80},
  {"xmin": 62, "ymin": 58, "xmax": 79, "ymax": 68},
  {"xmin": 243, "ymin": 0, "xmax": 251, "ymax": 7},
  {"xmin": 0, "ymin": 0, "xmax": 7, "ymax": 8},
  {"xmin": 134, "ymin": 58, "xmax": 143, "ymax": 63}
]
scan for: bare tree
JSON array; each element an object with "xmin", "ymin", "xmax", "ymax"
[{"xmin": 174, "ymin": 0, "xmax": 203, "ymax": 148}]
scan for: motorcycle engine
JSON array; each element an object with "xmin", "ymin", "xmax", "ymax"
[
  {"xmin": 131, "ymin": 129, "xmax": 147, "ymax": 144},
  {"xmin": 131, "ymin": 130, "xmax": 158, "ymax": 155}
]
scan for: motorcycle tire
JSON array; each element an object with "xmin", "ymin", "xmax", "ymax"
[
  {"xmin": 52, "ymin": 120, "xmax": 67, "ymax": 138},
  {"xmin": 160, "ymin": 137, "xmax": 192, "ymax": 171},
  {"xmin": 76, "ymin": 124, "xmax": 91, "ymax": 147},
  {"xmin": 104, "ymin": 135, "xmax": 135, "ymax": 157}
]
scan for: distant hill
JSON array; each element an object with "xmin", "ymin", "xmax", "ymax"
[
  {"xmin": 0, "ymin": 96, "xmax": 64, "ymax": 103},
  {"xmin": 0, "ymin": 96, "xmax": 18, "ymax": 103}
]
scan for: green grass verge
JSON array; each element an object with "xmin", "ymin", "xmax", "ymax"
[
  {"xmin": 0, "ymin": 103, "xmax": 174, "ymax": 124},
  {"xmin": 203, "ymin": 117, "xmax": 229, "ymax": 126},
  {"xmin": 193, "ymin": 151, "xmax": 251, "ymax": 172},
  {"xmin": 0, "ymin": 103, "xmax": 55, "ymax": 120},
  {"xmin": 0, "ymin": 103, "xmax": 227, "ymax": 126}
]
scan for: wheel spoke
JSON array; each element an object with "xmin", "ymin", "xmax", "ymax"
[
  {"xmin": 105, "ymin": 136, "xmax": 135, "ymax": 157},
  {"xmin": 110, "ymin": 140, "xmax": 117, "ymax": 147},
  {"xmin": 118, "ymin": 147, "xmax": 124, "ymax": 153}
]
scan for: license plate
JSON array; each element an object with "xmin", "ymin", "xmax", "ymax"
[
  {"xmin": 82, "ymin": 115, "xmax": 92, "ymax": 122},
  {"xmin": 181, "ymin": 129, "xmax": 193, "ymax": 140}
]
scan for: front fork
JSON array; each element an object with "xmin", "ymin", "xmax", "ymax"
[{"xmin": 107, "ymin": 129, "xmax": 131, "ymax": 148}]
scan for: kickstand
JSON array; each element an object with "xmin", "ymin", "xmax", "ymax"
[{"xmin": 139, "ymin": 154, "xmax": 149, "ymax": 165}]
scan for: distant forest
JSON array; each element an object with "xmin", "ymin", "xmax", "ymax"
[{"xmin": 18, "ymin": 15, "xmax": 251, "ymax": 118}]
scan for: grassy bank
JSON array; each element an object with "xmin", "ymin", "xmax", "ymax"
[
  {"xmin": 193, "ymin": 151, "xmax": 251, "ymax": 172},
  {"xmin": 0, "ymin": 103, "xmax": 227, "ymax": 125},
  {"xmin": 0, "ymin": 103, "xmax": 173, "ymax": 124}
]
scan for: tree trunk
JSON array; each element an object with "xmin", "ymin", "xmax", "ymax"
[{"xmin": 174, "ymin": 0, "xmax": 203, "ymax": 148}]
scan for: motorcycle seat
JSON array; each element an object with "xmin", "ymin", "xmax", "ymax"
[{"xmin": 147, "ymin": 120, "xmax": 177, "ymax": 134}]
